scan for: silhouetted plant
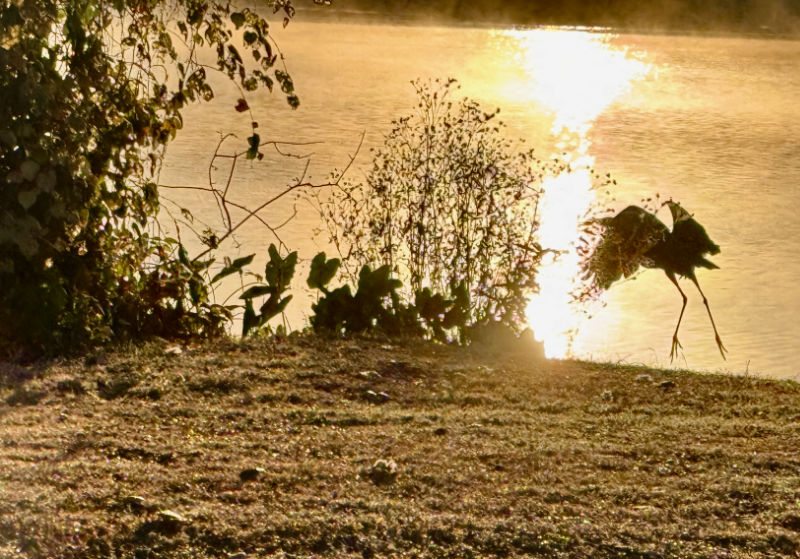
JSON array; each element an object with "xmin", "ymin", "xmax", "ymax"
[
  {"xmin": 239, "ymin": 245, "xmax": 297, "ymax": 336},
  {"xmin": 320, "ymin": 78, "xmax": 562, "ymax": 340},
  {"xmin": 0, "ymin": 0, "xmax": 337, "ymax": 356},
  {"xmin": 308, "ymin": 252, "xmax": 417, "ymax": 336}
]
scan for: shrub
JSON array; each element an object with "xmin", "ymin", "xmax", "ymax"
[
  {"xmin": 320, "ymin": 79, "xmax": 560, "ymax": 340},
  {"xmin": 0, "ymin": 0, "xmax": 310, "ymax": 356}
]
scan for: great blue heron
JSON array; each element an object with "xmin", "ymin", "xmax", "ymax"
[{"xmin": 584, "ymin": 200, "xmax": 726, "ymax": 361}]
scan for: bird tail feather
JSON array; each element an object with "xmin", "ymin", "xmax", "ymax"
[{"xmin": 697, "ymin": 258, "xmax": 719, "ymax": 270}]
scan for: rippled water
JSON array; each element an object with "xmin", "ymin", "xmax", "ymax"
[{"xmin": 161, "ymin": 22, "xmax": 800, "ymax": 378}]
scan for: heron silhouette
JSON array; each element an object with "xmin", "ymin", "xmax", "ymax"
[{"xmin": 585, "ymin": 200, "xmax": 727, "ymax": 361}]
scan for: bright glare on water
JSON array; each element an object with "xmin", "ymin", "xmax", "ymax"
[
  {"xmin": 501, "ymin": 29, "xmax": 652, "ymax": 358},
  {"xmin": 162, "ymin": 21, "xmax": 800, "ymax": 379}
]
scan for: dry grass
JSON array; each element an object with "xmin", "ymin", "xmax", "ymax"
[{"xmin": 2, "ymin": 334, "xmax": 799, "ymax": 558}]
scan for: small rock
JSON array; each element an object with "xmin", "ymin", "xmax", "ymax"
[
  {"xmin": 364, "ymin": 390, "xmax": 390, "ymax": 404},
  {"xmin": 164, "ymin": 346, "xmax": 183, "ymax": 357},
  {"xmin": 157, "ymin": 510, "xmax": 186, "ymax": 523},
  {"xmin": 659, "ymin": 380, "xmax": 676, "ymax": 390},
  {"xmin": 358, "ymin": 370, "xmax": 380, "ymax": 379},
  {"xmin": 239, "ymin": 467, "xmax": 266, "ymax": 482},
  {"xmin": 119, "ymin": 495, "xmax": 149, "ymax": 514},
  {"xmin": 635, "ymin": 373, "xmax": 653, "ymax": 383},
  {"xmin": 433, "ymin": 427, "xmax": 448, "ymax": 436},
  {"xmin": 366, "ymin": 459, "xmax": 398, "ymax": 485}
]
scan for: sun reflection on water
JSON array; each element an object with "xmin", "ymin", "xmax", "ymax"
[{"xmin": 497, "ymin": 28, "xmax": 651, "ymax": 358}]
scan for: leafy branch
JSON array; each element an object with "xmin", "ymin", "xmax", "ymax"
[{"xmin": 159, "ymin": 133, "xmax": 363, "ymax": 262}]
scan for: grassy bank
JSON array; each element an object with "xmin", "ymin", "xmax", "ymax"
[{"xmin": 2, "ymin": 335, "xmax": 799, "ymax": 558}]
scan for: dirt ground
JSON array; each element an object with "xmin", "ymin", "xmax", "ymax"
[{"xmin": 2, "ymin": 334, "xmax": 800, "ymax": 558}]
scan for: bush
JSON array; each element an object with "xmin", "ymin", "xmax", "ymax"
[
  {"xmin": 320, "ymin": 79, "xmax": 561, "ymax": 340},
  {"xmin": 0, "ymin": 0, "xmax": 306, "ymax": 356}
]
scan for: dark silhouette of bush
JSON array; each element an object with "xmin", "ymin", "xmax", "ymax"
[
  {"xmin": 0, "ymin": 0, "xmax": 314, "ymax": 356},
  {"xmin": 320, "ymin": 79, "xmax": 564, "ymax": 341}
]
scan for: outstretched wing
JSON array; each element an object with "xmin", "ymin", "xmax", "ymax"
[
  {"xmin": 582, "ymin": 205, "xmax": 670, "ymax": 290},
  {"xmin": 667, "ymin": 201, "xmax": 720, "ymax": 270}
]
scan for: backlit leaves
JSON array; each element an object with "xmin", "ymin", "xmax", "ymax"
[
  {"xmin": 320, "ymin": 78, "xmax": 549, "ymax": 340},
  {"xmin": 0, "ymin": 0, "xmax": 302, "ymax": 354},
  {"xmin": 307, "ymin": 252, "xmax": 340, "ymax": 292},
  {"xmin": 235, "ymin": 98, "xmax": 249, "ymax": 112},
  {"xmin": 239, "ymin": 244, "xmax": 296, "ymax": 336},
  {"xmin": 230, "ymin": 11, "xmax": 245, "ymax": 28},
  {"xmin": 246, "ymin": 133, "xmax": 261, "ymax": 159}
]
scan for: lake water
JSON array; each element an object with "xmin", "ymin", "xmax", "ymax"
[{"xmin": 160, "ymin": 21, "xmax": 800, "ymax": 379}]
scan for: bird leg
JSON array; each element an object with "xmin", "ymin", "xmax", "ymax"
[
  {"xmin": 665, "ymin": 272, "xmax": 687, "ymax": 362},
  {"xmin": 689, "ymin": 275, "xmax": 728, "ymax": 360}
]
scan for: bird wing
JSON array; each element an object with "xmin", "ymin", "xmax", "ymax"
[
  {"xmin": 582, "ymin": 205, "xmax": 669, "ymax": 290},
  {"xmin": 670, "ymin": 215, "xmax": 721, "ymax": 271}
]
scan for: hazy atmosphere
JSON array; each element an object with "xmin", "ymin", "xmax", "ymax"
[
  {"xmin": 305, "ymin": 0, "xmax": 800, "ymax": 33},
  {"xmin": 3, "ymin": 1, "xmax": 800, "ymax": 557},
  {"xmin": 159, "ymin": 3, "xmax": 800, "ymax": 378}
]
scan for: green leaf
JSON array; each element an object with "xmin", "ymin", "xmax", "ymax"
[
  {"xmin": 210, "ymin": 253, "xmax": 255, "ymax": 284},
  {"xmin": 243, "ymin": 31, "xmax": 258, "ymax": 45},
  {"xmin": 20, "ymin": 160, "xmax": 40, "ymax": 181},
  {"xmin": 240, "ymin": 284, "xmax": 272, "ymax": 300},
  {"xmin": 158, "ymin": 31, "xmax": 173, "ymax": 50},
  {"xmin": 307, "ymin": 252, "xmax": 340, "ymax": 291},
  {"xmin": 443, "ymin": 282, "xmax": 470, "ymax": 329},
  {"xmin": 415, "ymin": 288, "xmax": 452, "ymax": 321},
  {"xmin": 230, "ymin": 12, "xmax": 245, "ymax": 28},
  {"xmin": 17, "ymin": 190, "xmax": 38, "ymax": 210},
  {"xmin": 242, "ymin": 299, "xmax": 258, "ymax": 336},
  {"xmin": 246, "ymin": 133, "xmax": 260, "ymax": 159},
  {"xmin": 264, "ymin": 244, "xmax": 297, "ymax": 293},
  {"xmin": 227, "ymin": 45, "xmax": 242, "ymax": 63},
  {"xmin": 259, "ymin": 294, "xmax": 292, "ymax": 321},
  {"xmin": 178, "ymin": 245, "xmax": 190, "ymax": 266}
]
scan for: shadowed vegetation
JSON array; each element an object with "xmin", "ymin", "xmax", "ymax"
[{"xmin": 2, "ymin": 336, "xmax": 799, "ymax": 558}]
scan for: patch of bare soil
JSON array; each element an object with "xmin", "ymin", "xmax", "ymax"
[{"xmin": 1, "ymin": 334, "xmax": 799, "ymax": 558}]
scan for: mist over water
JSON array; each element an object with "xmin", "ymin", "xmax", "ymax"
[
  {"xmin": 161, "ymin": 21, "xmax": 800, "ymax": 379},
  {"xmin": 306, "ymin": 0, "xmax": 800, "ymax": 36}
]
